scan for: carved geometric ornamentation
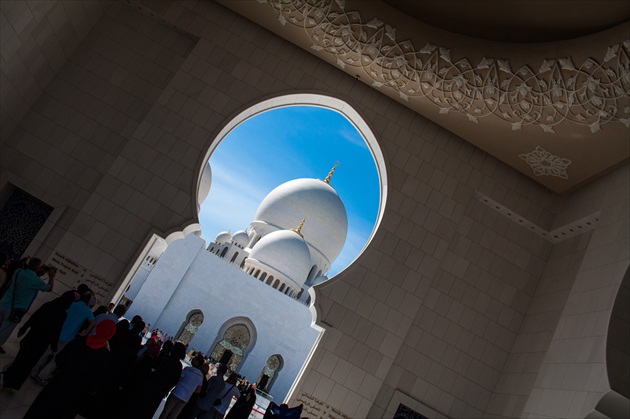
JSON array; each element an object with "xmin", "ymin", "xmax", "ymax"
[
  {"xmin": 260, "ymin": 0, "xmax": 630, "ymax": 134},
  {"xmin": 518, "ymin": 146, "xmax": 572, "ymax": 179}
]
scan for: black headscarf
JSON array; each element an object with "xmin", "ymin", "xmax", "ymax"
[{"xmin": 18, "ymin": 290, "xmax": 79, "ymax": 351}]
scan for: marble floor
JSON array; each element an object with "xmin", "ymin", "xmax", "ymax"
[{"xmin": 0, "ymin": 332, "xmax": 39, "ymax": 419}]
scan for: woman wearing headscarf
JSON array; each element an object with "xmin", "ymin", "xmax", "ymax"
[
  {"xmin": 23, "ymin": 319, "xmax": 117, "ymax": 419},
  {"xmin": 83, "ymin": 320, "xmax": 137, "ymax": 419},
  {"xmin": 120, "ymin": 337, "xmax": 162, "ymax": 405},
  {"xmin": 121, "ymin": 341, "xmax": 187, "ymax": 418},
  {"xmin": 0, "ymin": 290, "xmax": 77, "ymax": 390},
  {"xmin": 225, "ymin": 384, "xmax": 257, "ymax": 419}
]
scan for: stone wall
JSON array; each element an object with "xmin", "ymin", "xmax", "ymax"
[{"xmin": 1, "ymin": 0, "xmax": 111, "ymax": 139}]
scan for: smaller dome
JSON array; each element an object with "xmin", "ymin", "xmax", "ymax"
[
  {"xmin": 215, "ymin": 230, "xmax": 231, "ymax": 244},
  {"xmin": 232, "ymin": 230, "xmax": 249, "ymax": 247},
  {"xmin": 248, "ymin": 230, "xmax": 312, "ymax": 287}
]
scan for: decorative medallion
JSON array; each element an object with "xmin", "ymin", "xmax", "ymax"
[
  {"xmin": 519, "ymin": 146, "xmax": 572, "ymax": 179},
  {"xmin": 260, "ymin": 0, "xmax": 630, "ymax": 133}
]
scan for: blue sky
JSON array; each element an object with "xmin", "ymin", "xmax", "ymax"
[{"xmin": 198, "ymin": 106, "xmax": 380, "ymax": 277}]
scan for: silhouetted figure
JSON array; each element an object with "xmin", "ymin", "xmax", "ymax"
[
  {"xmin": 159, "ymin": 354, "xmax": 205, "ymax": 419},
  {"xmin": 0, "ymin": 257, "xmax": 56, "ymax": 352},
  {"xmin": 0, "ymin": 291, "xmax": 77, "ymax": 390},
  {"xmin": 191, "ymin": 364, "xmax": 228, "ymax": 419},
  {"xmin": 225, "ymin": 385, "xmax": 257, "ymax": 419},
  {"xmin": 32, "ymin": 291, "xmax": 95, "ymax": 384},
  {"xmin": 177, "ymin": 356, "xmax": 209, "ymax": 419},
  {"xmin": 198, "ymin": 372, "xmax": 240, "ymax": 419},
  {"xmin": 262, "ymin": 402, "xmax": 303, "ymax": 419},
  {"xmin": 82, "ymin": 320, "xmax": 137, "ymax": 419},
  {"xmin": 122, "ymin": 341, "xmax": 187, "ymax": 418},
  {"xmin": 24, "ymin": 319, "xmax": 117, "ymax": 419}
]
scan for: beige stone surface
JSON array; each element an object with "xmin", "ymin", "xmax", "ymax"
[{"xmin": 0, "ymin": 1, "xmax": 627, "ymax": 418}]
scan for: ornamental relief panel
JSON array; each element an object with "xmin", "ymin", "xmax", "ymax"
[{"xmin": 260, "ymin": 0, "xmax": 630, "ymax": 134}]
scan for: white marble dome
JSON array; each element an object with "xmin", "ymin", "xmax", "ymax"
[
  {"xmin": 251, "ymin": 178, "xmax": 348, "ymax": 271},
  {"xmin": 215, "ymin": 230, "xmax": 231, "ymax": 244},
  {"xmin": 248, "ymin": 229, "xmax": 312, "ymax": 287},
  {"xmin": 232, "ymin": 230, "xmax": 249, "ymax": 247},
  {"xmin": 198, "ymin": 163, "xmax": 212, "ymax": 204}
]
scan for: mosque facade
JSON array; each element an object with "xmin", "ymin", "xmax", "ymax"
[{"xmin": 124, "ymin": 170, "xmax": 348, "ymax": 402}]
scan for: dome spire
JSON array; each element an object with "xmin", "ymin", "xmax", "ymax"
[
  {"xmin": 292, "ymin": 219, "xmax": 305, "ymax": 237},
  {"xmin": 323, "ymin": 162, "xmax": 339, "ymax": 184}
]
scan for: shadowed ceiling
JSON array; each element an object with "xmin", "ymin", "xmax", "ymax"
[
  {"xmin": 382, "ymin": 0, "xmax": 630, "ymax": 43},
  {"xmin": 217, "ymin": 0, "xmax": 630, "ymax": 194}
]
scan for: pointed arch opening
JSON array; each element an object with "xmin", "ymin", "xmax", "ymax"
[
  {"xmin": 257, "ymin": 354, "xmax": 284, "ymax": 393},
  {"xmin": 208, "ymin": 317, "xmax": 257, "ymax": 373},
  {"xmin": 114, "ymin": 94, "xmax": 387, "ymax": 404},
  {"xmin": 176, "ymin": 310, "xmax": 204, "ymax": 346}
]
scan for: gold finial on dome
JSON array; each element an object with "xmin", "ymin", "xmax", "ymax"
[
  {"xmin": 323, "ymin": 162, "xmax": 340, "ymax": 184},
  {"xmin": 292, "ymin": 219, "xmax": 305, "ymax": 237}
]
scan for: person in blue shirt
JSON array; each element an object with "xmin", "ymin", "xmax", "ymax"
[
  {"xmin": 0, "ymin": 257, "xmax": 55, "ymax": 354},
  {"xmin": 31, "ymin": 291, "xmax": 96, "ymax": 383}
]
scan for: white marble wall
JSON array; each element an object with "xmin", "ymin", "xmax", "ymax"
[{"xmin": 127, "ymin": 234, "xmax": 320, "ymax": 402}]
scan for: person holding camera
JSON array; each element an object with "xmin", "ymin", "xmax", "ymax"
[{"xmin": 0, "ymin": 257, "xmax": 56, "ymax": 354}]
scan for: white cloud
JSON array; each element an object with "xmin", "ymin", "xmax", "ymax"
[
  {"xmin": 337, "ymin": 125, "xmax": 367, "ymax": 148},
  {"xmin": 198, "ymin": 163, "xmax": 269, "ymax": 242}
]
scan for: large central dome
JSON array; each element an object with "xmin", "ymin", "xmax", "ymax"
[{"xmin": 251, "ymin": 178, "xmax": 348, "ymax": 273}]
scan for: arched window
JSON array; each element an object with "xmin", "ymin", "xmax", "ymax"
[
  {"xmin": 297, "ymin": 288, "xmax": 304, "ymax": 299},
  {"xmin": 220, "ymin": 247, "xmax": 228, "ymax": 258},
  {"xmin": 279, "ymin": 283, "xmax": 285, "ymax": 292},
  {"xmin": 272, "ymin": 279, "xmax": 279, "ymax": 289},
  {"xmin": 210, "ymin": 323, "xmax": 251, "ymax": 372},
  {"xmin": 230, "ymin": 252, "xmax": 239, "ymax": 263},
  {"xmin": 257, "ymin": 354, "xmax": 283, "ymax": 393},
  {"xmin": 240, "ymin": 258, "xmax": 247, "ymax": 268},
  {"xmin": 307, "ymin": 265, "xmax": 318, "ymax": 281},
  {"xmin": 260, "ymin": 273, "xmax": 267, "ymax": 282},
  {"xmin": 266, "ymin": 276, "xmax": 273, "ymax": 285},
  {"xmin": 254, "ymin": 269, "xmax": 260, "ymax": 278},
  {"xmin": 177, "ymin": 310, "xmax": 204, "ymax": 346}
]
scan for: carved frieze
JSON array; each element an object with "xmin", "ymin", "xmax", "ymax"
[{"xmin": 260, "ymin": 0, "xmax": 630, "ymax": 134}]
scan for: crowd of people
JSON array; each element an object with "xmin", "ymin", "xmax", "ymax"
[{"xmin": 0, "ymin": 254, "xmax": 302, "ymax": 419}]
